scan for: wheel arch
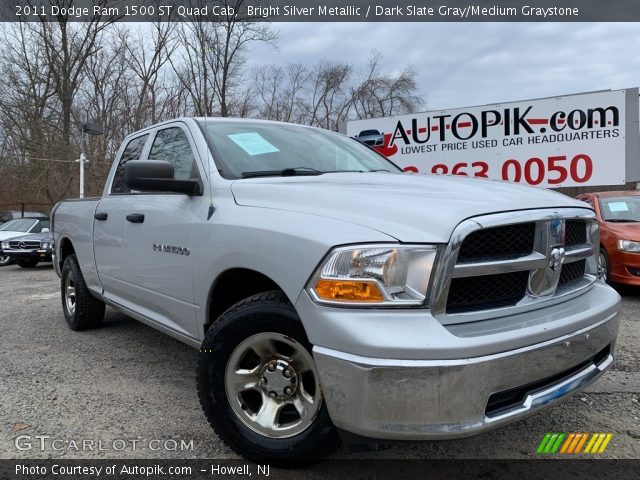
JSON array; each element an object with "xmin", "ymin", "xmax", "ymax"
[
  {"xmin": 58, "ymin": 237, "xmax": 76, "ymax": 269},
  {"xmin": 205, "ymin": 267, "xmax": 293, "ymax": 333}
]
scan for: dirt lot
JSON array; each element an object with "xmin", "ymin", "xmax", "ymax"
[{"xmin": 0, "ymin": 263, "xmax": 639, "ymax": 460}]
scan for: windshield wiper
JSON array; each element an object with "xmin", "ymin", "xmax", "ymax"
[
  {"xmin": 241, "ymin": 167, "xmax": 323, "ymax": 178},
  {"xmin": 606, "ymin": 218, "xmax": 640, "ymax": 223}
]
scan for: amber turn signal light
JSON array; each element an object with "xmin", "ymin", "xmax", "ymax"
[{"xmin": 314, "ymin": 279, "xmax": 384, "ymax": 302}]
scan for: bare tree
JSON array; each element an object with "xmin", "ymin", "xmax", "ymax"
[
  {"xmin": 120, "ymin": 22, "xmax": 179, "ymax": 130},
  {"xmin": 171, "ymin": 1, "xmax": 277, "ymax": 117},
  {"xmin": 253, "ymin": 63, "xmax": 308, "ymax": 123},
  {"xmin": 37, "ymin": 0, "xmax": 119, "ymax": 143},
  {"xmin": 300, "ymin": 61, "xmax": 352, "ymax": 130},
  {"xmin": 0, "ymin": 18, "xmax": 424, "ymax": 209},
  {"xmin": 351, "ymin": 52, "xmax": 424, "ymax": 119}
]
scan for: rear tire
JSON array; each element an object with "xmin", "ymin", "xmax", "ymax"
[
  {"xmin": 16, "ymin": 258, "xmax": 39, "ymax": 268},
  {"xmin": 61, "ymin": 254, "xmax": 105, "ymax": 330},
  {"xmin": 197, "ymin": 290, "xmax": 339, "ymax": 465}
]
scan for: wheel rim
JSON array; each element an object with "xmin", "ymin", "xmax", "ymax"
[
  {"xmin": 598, "ymin": 253, "xmax": 608, "ymax": 282},
  {"xmin": 224, "ymin": 332, "xmax": 322, "ymax": 439},
  {"xmin": 0, "ymin": 255, "xmax": 9, "ymax": 265},
  {"xmin": 64, "ymin": 273, "xmax": 76, "ymax": 315}
]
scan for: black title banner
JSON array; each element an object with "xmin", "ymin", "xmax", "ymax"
[
  {"xmin": 2, "ymin": 459, "xmax": 640, "ymax": 480},
  {"xmin": 2, "ymin": 0, "xmax": 640, "ymax": 22}
]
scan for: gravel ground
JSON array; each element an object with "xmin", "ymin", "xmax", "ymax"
[{"xmin": 0, "ymin": 263, "xmax": 639, "ymax": 460}]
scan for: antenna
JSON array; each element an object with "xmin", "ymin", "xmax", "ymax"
[{"xmin": 205, "ymin": 114, "xmax": 215, "ymax": 220}]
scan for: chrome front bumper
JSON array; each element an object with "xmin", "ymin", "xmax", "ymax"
[{"xmin": 313, "ymin": 310, "xmax": 619, "ymax": 440}]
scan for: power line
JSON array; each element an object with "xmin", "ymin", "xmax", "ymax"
[{"xmin": 1, "ymin": 154, "xmax": 111, "ymax": 165}]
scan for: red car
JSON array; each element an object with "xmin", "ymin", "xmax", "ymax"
[{"xmin": 577, "ymin": 191, "xmax": 640, "ymax": 286}]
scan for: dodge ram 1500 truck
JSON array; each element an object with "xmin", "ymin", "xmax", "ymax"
[{"xmin": 51, "ymin": 117, "xmax": 621, "ymax": 462}]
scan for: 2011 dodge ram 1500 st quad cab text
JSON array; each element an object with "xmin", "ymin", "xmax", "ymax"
[{"xmin": 51, "ymin": 118, "xmax": 621, "ymax": 463}]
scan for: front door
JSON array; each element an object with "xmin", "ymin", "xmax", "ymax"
[{"xmin": 116, "ymin": 124, "xmax": 205, "ymax": 339}]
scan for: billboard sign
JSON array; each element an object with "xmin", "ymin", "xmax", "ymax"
[{"xmin": 347, "ymin": 88, "xmax": 640, "ymax": 187}]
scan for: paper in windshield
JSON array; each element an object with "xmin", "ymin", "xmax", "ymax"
[
  {"xmin": 607, "ymin": 202, "xmax": 630, "ymax": 212},
  {"xmin": 228, "ymin": 132, "xmax": 279, "ymax": 156}
]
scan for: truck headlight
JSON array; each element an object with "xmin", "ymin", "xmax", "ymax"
[
  {"xmin": 619, "ymin": 239, "xmax": 640, "ymax": 253},
  {"xmin": 308, "ymin": 244, "xmax": 438, "ymax": 306}
]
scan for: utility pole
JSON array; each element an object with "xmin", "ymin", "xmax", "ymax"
[
  {"xmin": 77, "ymin": 122, "xmax": 104, "ymax": 198},
  {"xmin": 76, "ymin": 130, "xmax": 87, "ymax": 198}
]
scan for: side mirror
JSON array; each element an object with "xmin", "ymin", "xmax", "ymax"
[
  {"xmin": 125, "ymin": 160, "xmax": 201, "ymax": 195},
  {"xmin": 41, "ymin": 227, "xmax": 50, "ymax": 233}
]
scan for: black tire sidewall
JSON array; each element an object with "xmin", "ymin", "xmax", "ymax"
[
  {"xmin": 197, "ymin": 295, "xmax": 338, "ymax": 463},
  {"xmin": 60, "ymin": 254, "xmax": 104, "ymax": 330},
  {"xmin": 61, "ymin": 256, "xmax": 80, "ymax": 329},
  {"xmin": 600, "ymin": 248, "xmax": 611, "ymax": 284}
]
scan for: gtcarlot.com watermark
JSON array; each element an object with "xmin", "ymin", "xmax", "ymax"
[{"xmin": 14, "ymin": 435, "xmax": 194, "ymax": 452}]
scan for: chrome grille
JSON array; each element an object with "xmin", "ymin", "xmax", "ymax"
[
  {"xmin": 8, "ymin": 240, "xmax": 40, "ymax": 249},
  {"xmin": 457, "ymin": 223, "xmax": 535, "ymax": 262},
  {"xmin": 447, "ymin": 271, "xmax": 529, "ymax": 314},
  {"xmin": 559, "ymin": 259, "xmax": 586, "ymax": 286},
  {"xmin": 566, "ymin": 220, "xmax": 587, "ymax": 246},
  {"xmin": 431, "ymin": 208, "xmax": 598, "ymax": 325}
]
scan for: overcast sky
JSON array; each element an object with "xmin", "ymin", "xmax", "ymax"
[{"xmin": 250, "ymin": 22, "xmax": 640, "ymax": 110}]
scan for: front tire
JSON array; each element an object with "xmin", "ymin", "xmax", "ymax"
[
  {"xmin": 0, "ymin": 255, "xmax": 13, "ymax": 266},
  {"xmin": 61, "ymin": 254, "xmax": 105, "ymax": 330},
  {"xmin": 16, "ymin": 258, "xmax": 39, "ymax": 268},
  {"xmin": 197, "ymin": 291, "xmax": 339, "ymax": 465},
  {"xmin": 598, "ymin": 248, "xmax": 611, "ymax": 285}
]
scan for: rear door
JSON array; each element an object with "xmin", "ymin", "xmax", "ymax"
[{"xmin": 114, "ymin": 123, "xmax": 205, "ymax": 339}]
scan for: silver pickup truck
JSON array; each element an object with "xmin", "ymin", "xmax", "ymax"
[{"xmin": 52, "ymin": 117, "xmax": 621, "ymax": 462}]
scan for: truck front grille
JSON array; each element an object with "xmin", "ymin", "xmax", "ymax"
[
  {"xmin": 559, "ymin": 259, "xmax": 586, "ymax": 286},
  {"xmin": 447, "ymin": 271, "xmax": 529, "ymax": 314},
  {"xmin": 457, "ymin": 223, "xmax": 535, "ymax": 262},
  {"xmin": 436, "ymin": 210, "xmax": 597, "ymax": 322},
  {"xmin": 566, "ymin": 220, "xmax": 587, "ymax": 246}
]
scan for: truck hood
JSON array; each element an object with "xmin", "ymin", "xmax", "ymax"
[{"xmin": 231, "ymin": 172, "xmax": 588, "ymax": 243}]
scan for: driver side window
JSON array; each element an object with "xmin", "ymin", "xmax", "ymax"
[
  {"xmin": 148, "ymin": 127, "xmax": 198, "ymax": 180},
  {"xmin": 111, "ymin": 134, "xmax": 149, "ymax": 194}
]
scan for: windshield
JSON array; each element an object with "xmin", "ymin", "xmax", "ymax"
[
  {"xmin": 199, "ymin": 120, "xmax": 401, "ymax": 179},
  {"xmin": 358, "ymin": 130, "xmax": 381, "ymax": 136},
  {"xmin": 599, "ymin": 196, "xmax": 640, "ymax": 222},
  {"xmin": 0, "ymin": 219, "xmax": 36, "ymax": 232}
]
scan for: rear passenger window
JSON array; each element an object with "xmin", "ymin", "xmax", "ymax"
[
  {"xmin": 148, "ymin": 128, "xmax": 198, "ymax": 180},
  {"xmin": 111, "ymin": 134, "xmax": 149, "ymax": 194}
]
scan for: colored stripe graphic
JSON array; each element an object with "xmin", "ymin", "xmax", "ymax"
[
  {"xmin": 536, "ymin": 433, "xmax": 552, "ymax": 454},
  {"xmin": 537, "ymin": 433, "xmax": 566, "ymax": 453},
  {"xmin": 573, "ymin": 433, "xmax": 589, "ymax": 454},
  {"xmin": 559, "ymin": 433, "xmax": 575, "ymax": 453},
  {"xmin": 538, "ymin": 433, "xmax": 613, "ymax": 454}
]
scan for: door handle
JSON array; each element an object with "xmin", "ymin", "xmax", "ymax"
[
  {"xmin": 94, "ymin": 212, "xmax": 108, "ymax": 221},
  {"xmin": 126, "ymin": 213, "xmax": 145, "ymax": 223}
]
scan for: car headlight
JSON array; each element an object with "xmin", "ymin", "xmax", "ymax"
[
  {"xmin": 619, "ymin": 239, "xmax": 640, "ymax": 253},
  {"xmin": 41, "ymin": 241, "xmax": 50, "ymax": 249},
  {"xmin": 307, "ymin": 244, "xmax": 438, "ymax": 306},
  {"xmin": 1, "ymin": 241, "xmax": 8, "ymax": 249}
]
